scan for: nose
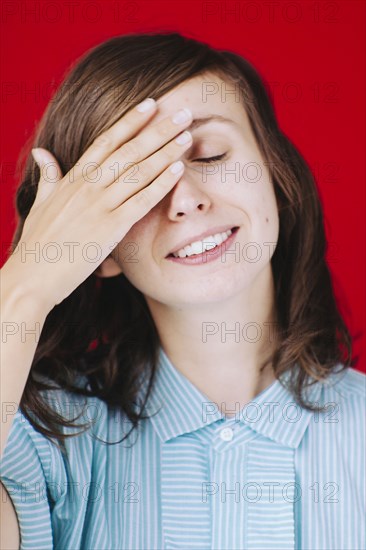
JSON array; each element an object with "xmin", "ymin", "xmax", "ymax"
[{"xmin": 165, "ymin": 167, "xmax": 212, "ymax": 221}]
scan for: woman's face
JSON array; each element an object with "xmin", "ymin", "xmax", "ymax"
[{"xmin": 110, "ymin": 71, "xmax": 280, "ymax": 307}]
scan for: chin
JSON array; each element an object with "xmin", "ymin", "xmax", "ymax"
[{"xmin": 156, "ymin": 273, "xmax": 250, "ymax": 307}]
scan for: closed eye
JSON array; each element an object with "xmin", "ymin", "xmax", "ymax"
[{"xmin": 193, "ymin": 153, "xmax": 227, "ymax": 164}]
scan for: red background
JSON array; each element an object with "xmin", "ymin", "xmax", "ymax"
[{"xmin": 1, "ymin": 0, "xmax": 365, "ymax": 372}]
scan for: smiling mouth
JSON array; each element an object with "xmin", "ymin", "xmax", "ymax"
[{"xmin": 166, "ymin": 226, "xmax": 240, "ymax": 258}]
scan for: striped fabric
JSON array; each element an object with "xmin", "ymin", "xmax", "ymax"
[{"xmin": 1, "ymin": 346, "xmax": 365, "ymax": 549}]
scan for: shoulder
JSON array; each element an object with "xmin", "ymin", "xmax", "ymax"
[
  {"xmin": 0, "ymin": 378, "xmax": 114, "ymax": 549},
  {"xmin": 38, "ymin": 375, "xmax": 109, "ymax": 426},
  {"xmin": 320, "ymin": 365, "xmax": 366, "ymax": 403},
  {"xmin": 1, "ymin": 376, "xmax": 110, "ymax": 464},
  {"xmin": 1, "ymin": 378, "xmax": 117, "ymax": 496},
  {"xmin": 37, "ymin": 376, "xmax": 137, "ymax": 446},
  {"xmin": 317, "ymin": 366, "xmax": 366, "ymax": 436}
]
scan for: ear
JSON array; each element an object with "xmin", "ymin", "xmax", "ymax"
[{"xmin": 95, "ymin": 255, "xmax": 123, "ymax": 278}]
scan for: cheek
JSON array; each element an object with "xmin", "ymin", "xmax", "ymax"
[
  {"xmin": 240, "ymin": 178, "xmax": 279, "ymax": 239},
  {"xmin": 119, "ymin": 208, "xmax": 163, "ymax": 271},
  {"xmin": 260, "ymin": 190, "xmax": 280, "ymax": 245},
  {"xmin": 256, "ymin": 188, "xmax": 278, "ymax": 219},
  {"xmin": 258, "ymin": 190, "xmax": 279, "ymax": 231}
]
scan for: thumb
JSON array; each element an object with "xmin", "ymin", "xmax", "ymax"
[{"xmin": 31, "ymin": 147, "xmax": 64, "ymax": 205}]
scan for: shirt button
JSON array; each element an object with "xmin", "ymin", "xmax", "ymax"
[{"xmin": 220, "ymin": 427, "xmax": 234, "ymax": 441}]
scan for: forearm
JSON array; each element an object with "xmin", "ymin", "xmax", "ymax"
[{"xmin": 0, "ymin": 260, "xmax": 51, "ymax": 457}]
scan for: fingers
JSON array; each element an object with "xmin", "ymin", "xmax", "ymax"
[
  {"xmin": 67, "ymin": 98, "xmax": 158, "ymax": 184},
  {"xmin": 103, "ymin": 131, "xmax": 192, "ymax": 210},
  {"xmin": 31, "ymin": 148, "xmax": 63, "ymax": 206},
  {"xmin": 109, "ymin": 159, "xmax": 186, "ymax": 228},
  {"xmin": 96, "ymin": 108, "xmax": 193, "ymax": 188}
]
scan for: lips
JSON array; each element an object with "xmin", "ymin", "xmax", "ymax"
[{"xmin": 166, "ymin": 226, "xmax": 240, "ymax": 257}]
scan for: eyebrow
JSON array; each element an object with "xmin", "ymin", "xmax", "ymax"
[{"xmin": 187, "ymin": 115, "xmax": 239, "ymax": 131}]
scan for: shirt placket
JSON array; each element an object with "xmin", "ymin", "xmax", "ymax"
[
  {"xmin": 245, "ymin": 439, "xmax": 296, "ymax": 549},
  {"xmin": 209, "ymin": 418, "xmax": 252, "ymax": 549},
  {"xmin": 160, "ymin": 435, "xmax": 212, "ymax": 549},
  {"xmin": 209, "ymin": 418, "xmax": 296, "ymax": 550}
]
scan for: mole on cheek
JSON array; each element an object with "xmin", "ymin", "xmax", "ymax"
[{"xmin": 265, "ymin": 217, "xmax": 269, "ymax": 223}]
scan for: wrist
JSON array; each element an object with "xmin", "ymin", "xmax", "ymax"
[{"xmin": 0, "ymin": 258, "xmax": 54, "ymax": 319}]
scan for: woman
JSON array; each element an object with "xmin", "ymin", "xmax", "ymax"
[{"xmin": 1, "ymin": 32, "xmax": 365, "ymax": 549}]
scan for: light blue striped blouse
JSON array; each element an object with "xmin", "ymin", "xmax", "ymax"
[{"xmin": 1, "ymin": 346, "xmax": 365, "ymax": 549}]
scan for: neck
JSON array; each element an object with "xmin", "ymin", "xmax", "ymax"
[{"xmin": 145, "ymin": 265, "xmax": 279, "ymax": 418}]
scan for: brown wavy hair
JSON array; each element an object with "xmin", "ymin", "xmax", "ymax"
[{"xmin": 9, "ymin": 31, "xmax": 354, "ymax": 450}]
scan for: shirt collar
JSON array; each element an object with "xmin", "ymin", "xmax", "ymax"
[{"xmin": 144, "ymin": 346, "xmax": 324, "ymax": 448}]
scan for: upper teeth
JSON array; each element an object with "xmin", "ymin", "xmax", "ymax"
[{"xmin": 172, "ymin": 229, "xmax": 233, "ymax": 258}]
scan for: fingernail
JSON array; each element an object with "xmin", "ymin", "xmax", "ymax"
[
  {"xmin": 31, "ymin": 148, "xmax": 45, "ymax": 165},
  {"xmin": 170, "ymin": 161, "xmax": 184, "ymax": 174},
  {"xmin": 172, "ymin": 108, "xmax": 192, "ymax": 124},
  {"xmin": 136, "ymin": 98, "xmax": 156, "ymax": 112},
  {"xmin": 175, "ymin": 131, "xmax": 192, "ymax": 145}
]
